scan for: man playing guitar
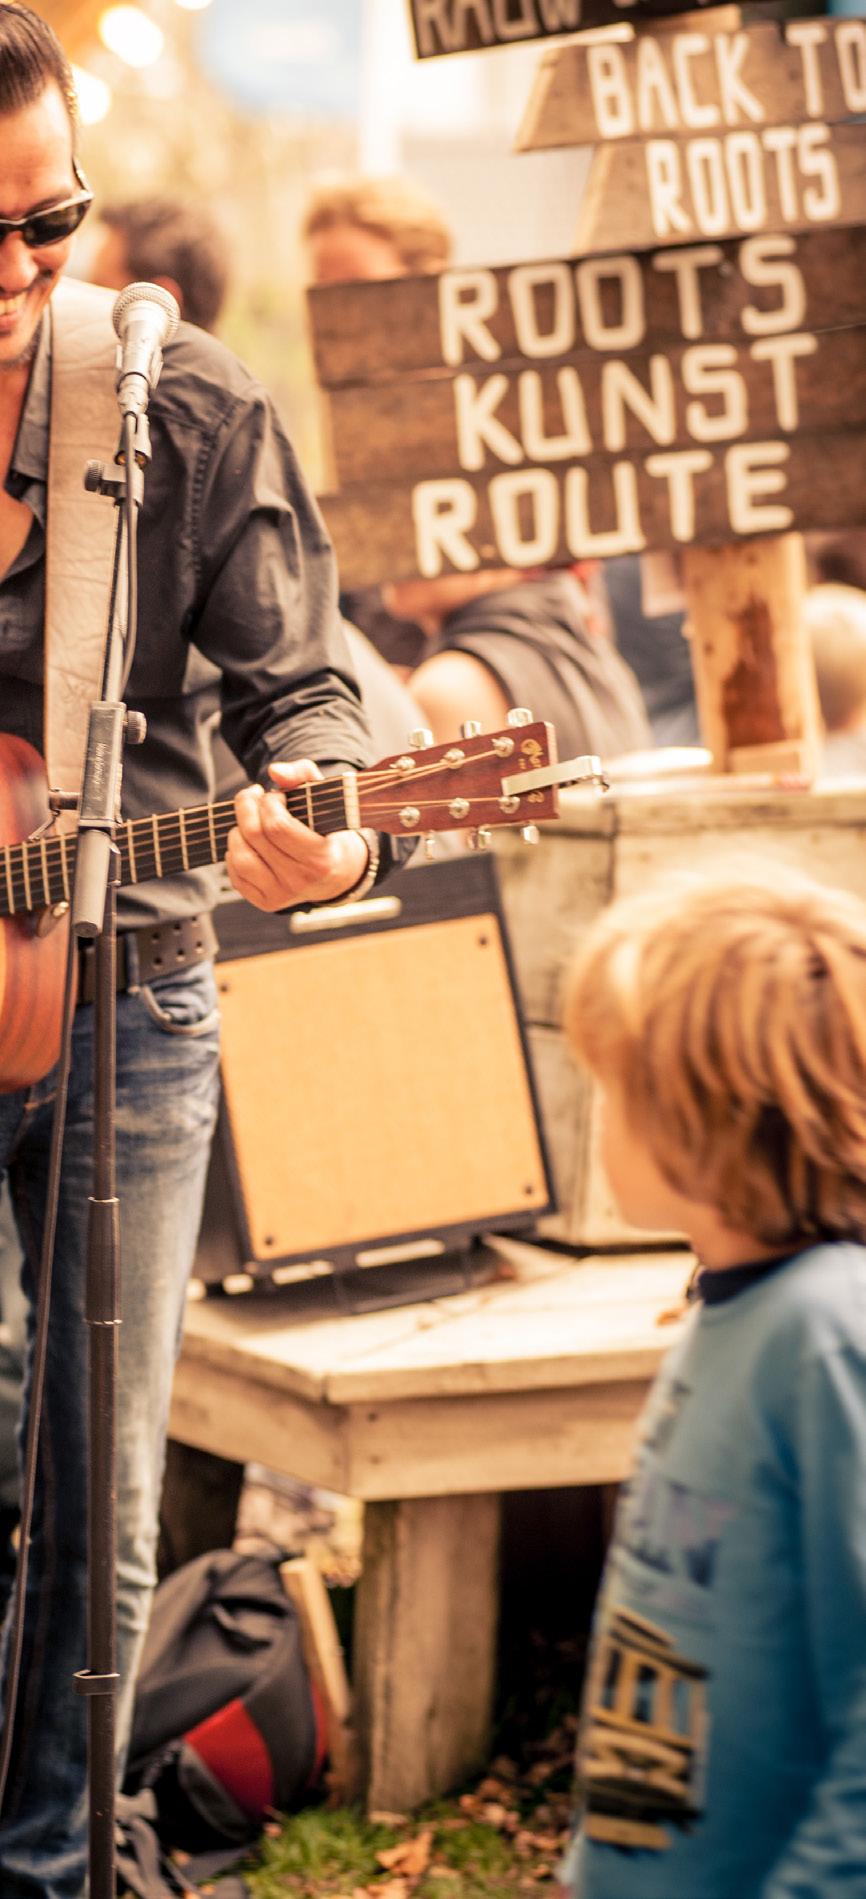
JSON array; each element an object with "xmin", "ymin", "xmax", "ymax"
[{"xmin": 0, "ymin": 9, "xmax": 392, "ymax": 1893}]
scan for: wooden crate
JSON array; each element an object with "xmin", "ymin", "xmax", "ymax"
[{"xmin": 495, "ymin": 774, "xmax": 866, "ymax": 1248}]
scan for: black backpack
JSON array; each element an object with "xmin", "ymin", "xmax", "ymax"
[{"xmin": 117, "ymin": 1543, "xmax": 326, "ymax": 1896}]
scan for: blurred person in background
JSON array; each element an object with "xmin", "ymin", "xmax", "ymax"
[
  {"xmin": 302, "ymin": 173, "xmax": 454, "ymax": 678},
  {"xmin": 381, "ymin": 563, "xmax": 651, "ymax": 758},
  {"xmin": 302, "ymin": 171, "xmax": 453, "ymax": 285},
  {"xmin": 302, "ymin": 174, "xmax": 650, "ymax": 761},
  {"xmin": 808, "ymin": 530, "xmax": 866, "ymax": 596},
  {"xmin": 804, "ymin": 582, "xmax": 866, "ymax": 776},
  {"xmin": 87, "ymin": 194, "xmax": 230, "ymax": 334},
  {"xmin": 604, "ymin": 555, "xmax": 699, "ymax": 748}
]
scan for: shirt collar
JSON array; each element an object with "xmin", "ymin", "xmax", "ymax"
[
  {"xmin": 8, "ymin": 311, "xmax": 51, "ymax": 492},
  {"xmin": 688, "ymin": 1250, "xmax": 800, "ymax": 1305}
]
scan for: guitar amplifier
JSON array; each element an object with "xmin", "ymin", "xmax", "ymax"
[{"xmin": 193, "ymin": 854, "xmax": 555, "ymax": 1303}]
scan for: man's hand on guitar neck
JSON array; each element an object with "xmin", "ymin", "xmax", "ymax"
[{"xmin": 227, "ymin": 758, "xmax": 370, "ymax": 912}]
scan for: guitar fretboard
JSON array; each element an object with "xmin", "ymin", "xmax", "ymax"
[{"xmin": 0, "ymin": 779, "xmax": 352, "ymax": 920}]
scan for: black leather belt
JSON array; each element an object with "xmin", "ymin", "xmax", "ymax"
[{"xmin": 77, "ymin": 914, "xmax": 218, "ymax": 1006}]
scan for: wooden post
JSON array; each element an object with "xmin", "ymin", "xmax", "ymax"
[
  {"xmin": 681, "ymin": 533, "xmax": 820, "ymax": 775},
  {"xmin": 353, "ymin": 1493, "xmax": 500, "ymax": 1812}
]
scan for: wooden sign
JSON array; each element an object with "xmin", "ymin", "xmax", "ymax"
[
  {"xmin": 574, "ymin": 118, "xmax": 866, "ymax": 249},
  {"xmin": 308, "ymin": 227, "xmax": 866, "ymax": 386},
  {"xmin": 325, "ymin": 327, "xmax": 866, "ymax": 487},
  {"xmin": 407, "ymin": 0, "xmax": 755, "ymax": 59},
  {"xmin": 518, "ymin": 17, "xmax": 866, "ymax": 150},
  {"xmin": 310, "ymin": 224, "xmax": 866, "ymax": 581},
  {"xmin": 320, "ymin": 429, "xmax": 866, "ymax": 587}
]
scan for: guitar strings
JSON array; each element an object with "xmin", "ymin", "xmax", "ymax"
[{"xmin": 2, "ymin": 738, "xmax": 530, "ymax": 907}]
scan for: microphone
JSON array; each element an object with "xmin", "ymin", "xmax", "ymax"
[{"xmin": 112, "ymin": 281, "xmax": 180, "ymax": 418}]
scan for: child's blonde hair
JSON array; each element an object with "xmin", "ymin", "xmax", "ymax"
[{"xmin": 563, "ymin": 865, "xmax": 866, "ymax": 1246}]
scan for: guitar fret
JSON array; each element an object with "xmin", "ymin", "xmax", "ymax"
[
  {"xmin": 342, "ymin": 772, "xmax": 359, "ymax": 832},
  {"xmin": 21, "ymin": 843, "xmax": 31, "ymax": 913},
  {"xmin": 208, "ymin": 804, "xmax": 217, "ymax": 864},
  {"xmin": 179, "ymin": 808, "xmax": 189, "ymax": 872},
  {"xmin": 151, "ymin": 816, "xmax": 162, "ymax": 880},
  {"xmin": 126, "ymin": 820, "xmax": 137, "ymax": 885},
  {"xmin": 3, "ymin": 845, "xmax": 14, "ymax": 916},
  {"xmin": 39, "ymin": 837, "xmax": 50, "ymax": 905},
  {"xmin": 59, "ymin": 833, "xmax": 70, "ymax": 900},
  {"xmin": 304, "ymin": 783, "xmax": 314, "ymax": 828}
]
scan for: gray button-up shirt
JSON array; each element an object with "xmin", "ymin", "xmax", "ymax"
[{"xmin": 1, "ymin": 309, "xmax": 377, "ymax": 927}]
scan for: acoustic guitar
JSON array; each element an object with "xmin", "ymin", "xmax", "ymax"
[{"xmin": 0, "ymin": 719, "xmax": 562, "ymax": 1092}]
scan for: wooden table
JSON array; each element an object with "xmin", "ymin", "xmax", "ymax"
[{"xmin": 169, "ymin": 1237, "xmax": 690, "ymax": 1811}]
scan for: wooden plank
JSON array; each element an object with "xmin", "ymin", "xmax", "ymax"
[
  {"xmin": 407, "ymin": 0, "xmax": 756, "ymax": 60},
  {"xmin": 353, "ymin": 1494, "xmax": 500, "ymax": 1810},
  {"xmin": 576, "ymin": 120, "xmax": 866, "ymax": 250},
  {"xmin": 308, "ymin": 228, "xmax": 866, "ymax": 386},
  {"xmin": 281, "ymin": 1557, "xmax": 360, "ymax": 1805},
  {"xmin": 177, "ymin": 1242, "xmax": 688, "ymax": 1406},
  {"xmin": 680, "ymin": 532, "xmax": 819, "ymax": 769},
  {"xmin": 322, "ymin": 1253, "xmax": 690, "ymax": 1401},
  {"xmin": 326, "ymin": 325, "xmax": 866, "ymax": 486},
  {"xmin": 558, "ymin": 775, "xmax": 866, "ymax": 836},
  {"xmin": 344, "ymin": 1379, "xmax": 652, "ymax": 1495},
  {"xmin": 319, "ymin": 426, "xmax": 866, "ymax": 587},
  {"xmin": 168, "ymin": 1356, "xmax": 352, "ymax": 1492},
  {"xmin": 518, "ymin": 17, "xmax": 866, "ymax": 150}
]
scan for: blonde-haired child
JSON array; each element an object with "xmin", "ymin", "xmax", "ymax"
[{"xmin": 556, "ymin": 865, "xmax": 866, "ymax": 1899}]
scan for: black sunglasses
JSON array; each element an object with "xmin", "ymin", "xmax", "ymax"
[{"xmin": 0, "ymin": 158, "xmax": 93, "ymax": 250}]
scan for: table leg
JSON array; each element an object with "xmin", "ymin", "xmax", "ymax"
[{"xmin": 353, "ymin": 1492, "xmax": 501, "ymax": 1812}]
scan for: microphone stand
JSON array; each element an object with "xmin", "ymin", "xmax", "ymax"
[{"xmin": 72, "ymin": 408, "xmax": 150, "ymax": 1899}]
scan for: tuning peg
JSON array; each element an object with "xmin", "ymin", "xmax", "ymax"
[
  {"xmin": 422, "ymin": 835, "xmax": 438, "ymax": 860},
  {"xmin": 409, "ymin": 727, "xmax": 434, "ymax": 750},
  {"xmin": 468, "ymin": 826, "xmax": 492, "ymax": 852},
  {"xmin": 507, "ymin": 706, "xmax": 533, "ymax": 727},
  {"xmin": 460, "ymin": 720, "xmax": 482, "ymax": 739},
  {"xmin": 521, "ymin": 824, "xmax": 541, "ymax": 846}
]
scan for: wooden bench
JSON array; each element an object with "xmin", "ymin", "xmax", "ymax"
[{"xmin": 169, "ymin": 1235, "xmax": 690, "ymax": 1811}]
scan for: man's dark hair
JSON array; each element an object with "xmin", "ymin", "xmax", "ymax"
[
  {"xmin": 100, "ymin": 198, "xmax": 230, "ymax": 333},
  {"xmin": 0, "ymin": 3, "xmax": 78, "ymax": 139}
]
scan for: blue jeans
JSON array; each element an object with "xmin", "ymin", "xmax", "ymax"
[{"xmin": 0, "ymin": 961, "xmax": 221, "ymax": 1898}]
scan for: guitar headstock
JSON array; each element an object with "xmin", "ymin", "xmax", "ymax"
[{"xmin": 356, "ymin": 719, "xmax": 560, "ymax": 837}]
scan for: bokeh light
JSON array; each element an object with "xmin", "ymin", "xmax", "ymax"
[
  {"xmin": 98, "ymin": 6, "xmax": 166, "ymax": 68},
  {"xmin": 71, "ymin": 64, "xmax": 113, "ymax": 125}
]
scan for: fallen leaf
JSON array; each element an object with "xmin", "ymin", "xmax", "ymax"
[
  {"xmin": 376, "ymin": 1827, "xmax": 433, "ymax": 1879},
  {"xmin": 476, "ymin": 1776, "xmax": 516, "ymax": 1803},
  {"xmin": 478, "ymin": 1801, "xmax": 513, "ymax": 1828}
]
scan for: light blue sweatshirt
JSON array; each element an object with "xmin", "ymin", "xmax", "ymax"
[{"xmin": 561, "ymin": 1241, "xmax": 866, "ymax": 1898}]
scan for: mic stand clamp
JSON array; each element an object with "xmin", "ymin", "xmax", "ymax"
[{"xmin": 84, "ymin": 410, "xmax": 152, "ymax": 503}]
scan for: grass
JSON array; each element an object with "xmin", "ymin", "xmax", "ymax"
[
  {"xmin": 237, "ymin": 1722, "xmax": 577, "ymax": 1899},
  {"xmin": 241, "ymin": 1799, "xmax": 560, "ymax": 1897}
]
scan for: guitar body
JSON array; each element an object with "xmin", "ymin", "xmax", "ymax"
[{"xmin": 0, "ymin": 734, "xmax": 69, "ymax": 1093}]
